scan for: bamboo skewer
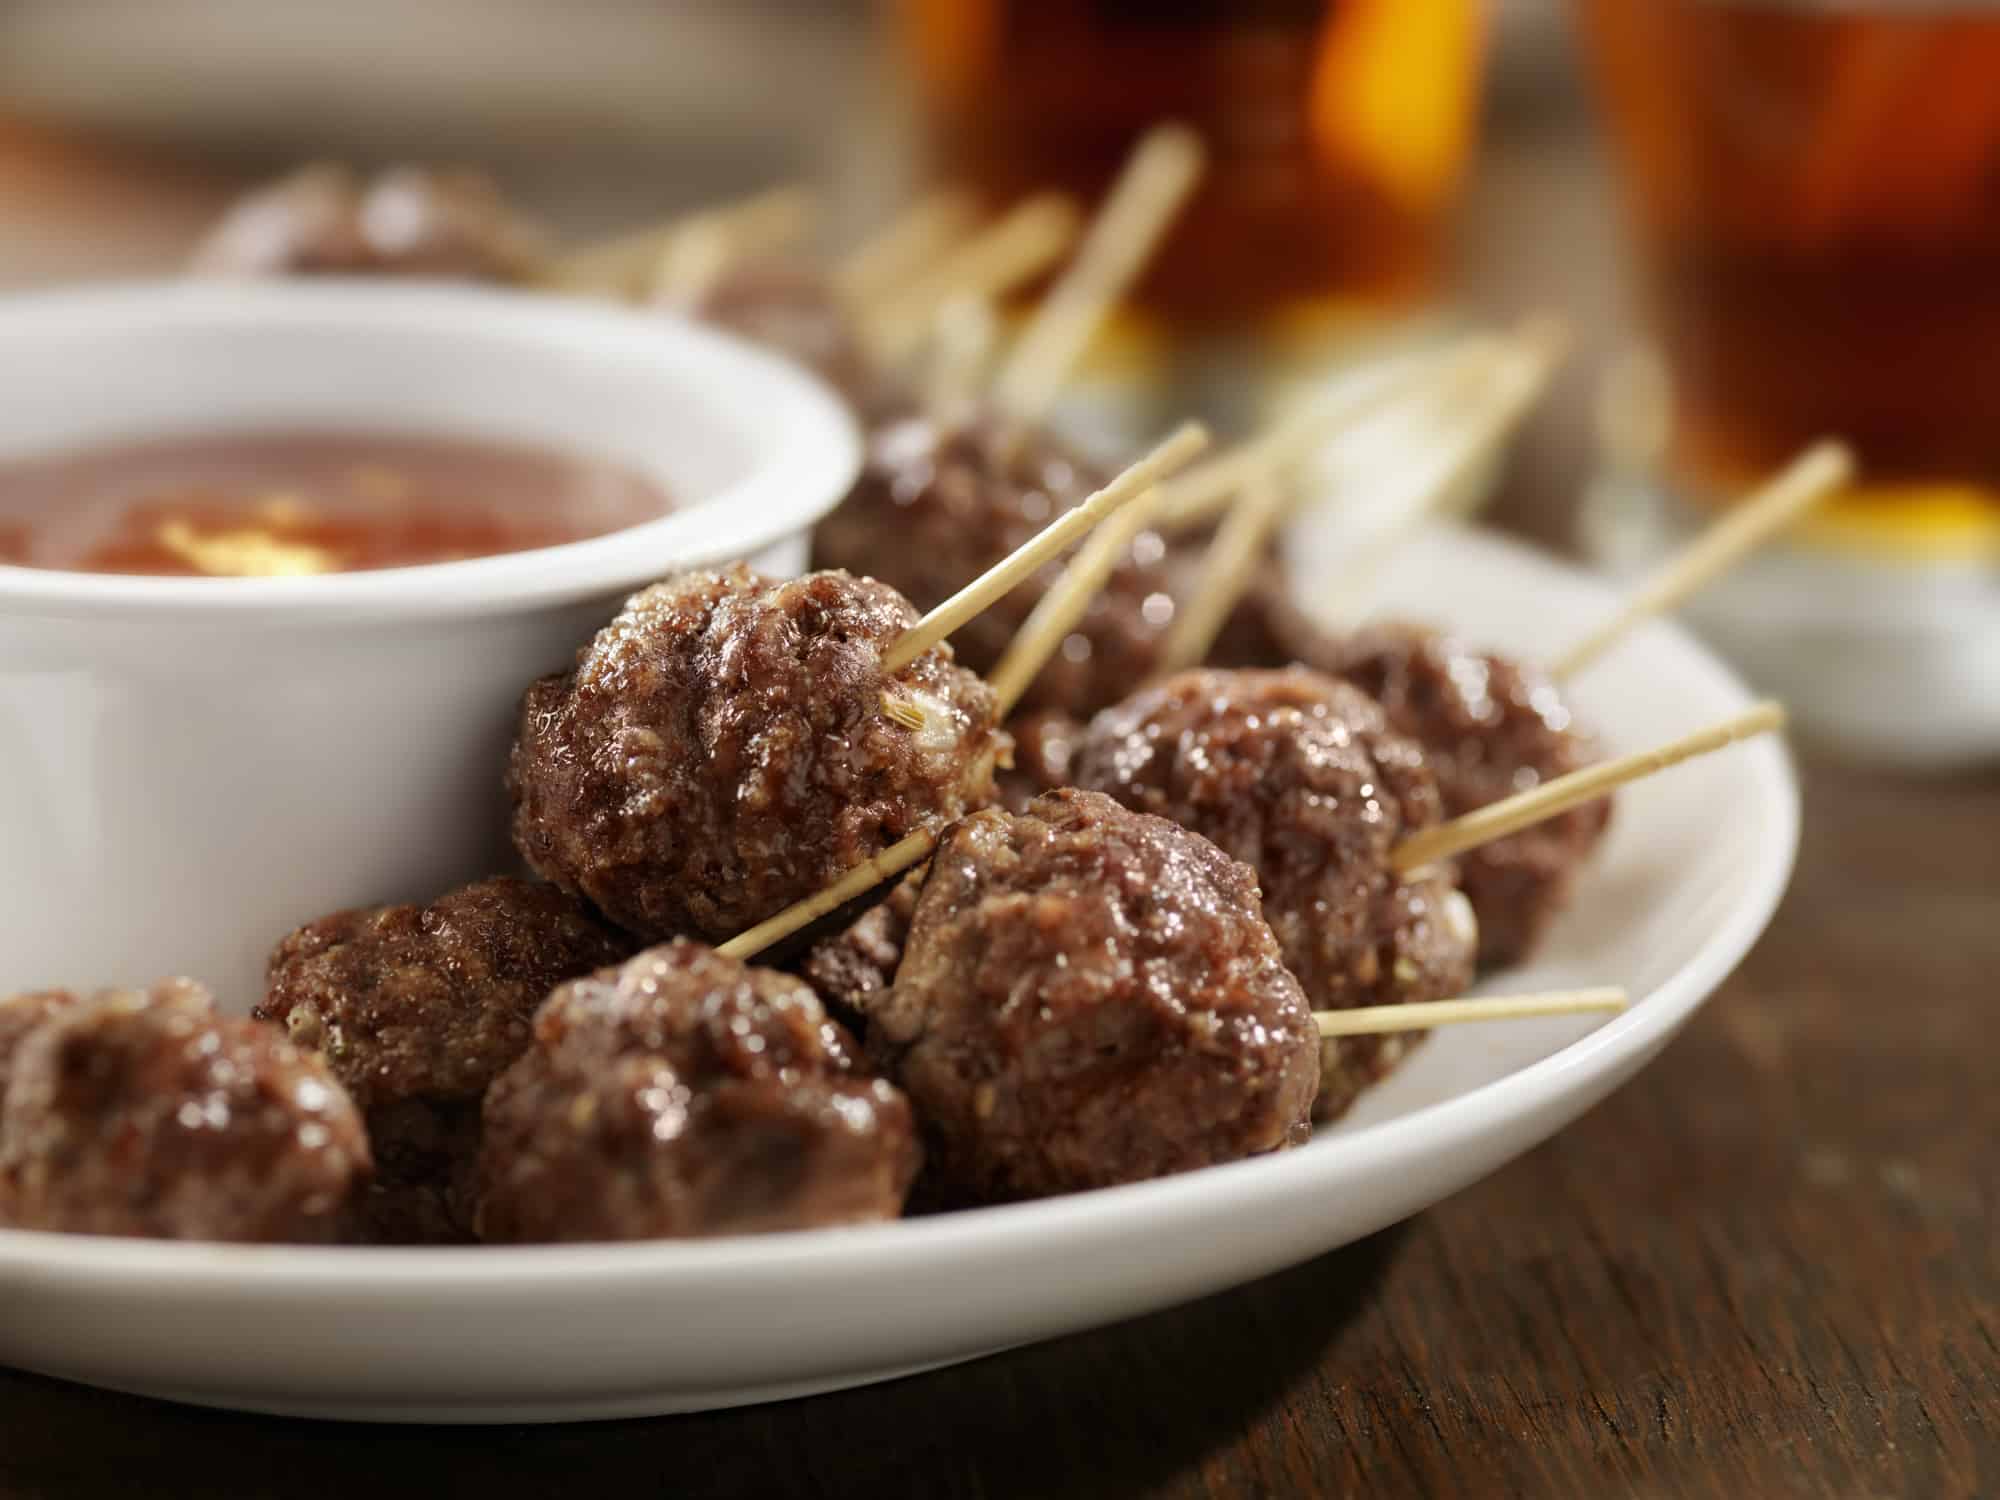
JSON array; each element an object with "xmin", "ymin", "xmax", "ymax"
[
  {"xmin": 1315, "ymin": 987, "xmax": 1628, "ymax": 1038},
  {"xmin": 864, "ymin": 194, "xmax": 1083, "ymax": 362},
  {"xmin": 987, "ymin": 484, "xmax": 1172, "ymax": 716},
  {"xmin": 1153, "ymin": 474, "xmax": 1293, "ymax": 678},
  {"xmin": 650, "ymin": 185, "xmax": 821, "ymax": 306},
  {"xmin": 1390, "ymin": 701, "xmax": 1787, "ymax": 875},
  {"xmin": 1550, "ymin": 440, "xmax": 1855, "ymax": 681},
  {"xmin": 922, "ymin": 295, "xmax": 1000, "ymax": 425},
  {"xmin": 1154, "ymin": 340, "xmax": 1477, "ymax": 535},
  {"xmin": 715, "ymin": 829, "xmax": 940, "ymax": 961},
  {"xmin": 541, "ymin": 183, "xmax": 818, "ymax": 300},
  {"xmin": 991, "ymin": 124, "xmax": 1206, "ymax": 431},
  {"xmin": 879, "ymin": 422, "xmax": 1210, "ymax": 674},
  {"xmin": 832, "ymin": 190, "xmax": 983, "ymax": 308}
]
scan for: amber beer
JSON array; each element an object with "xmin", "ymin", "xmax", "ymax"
[
  {"xmin": 1575, "ymin": 0, "xmax": 2000, "ymax": 505},
  {"xmin": 895, "ymin": 0, "xmax": 1487, "ymax": 335}
]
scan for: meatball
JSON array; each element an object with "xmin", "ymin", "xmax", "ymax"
[
  {"xmin": 0, "ymin": 990, "xmax": 83, "ymax": 1110},
  {"xmin": 477, "ymin": 939, "xmax": 919, "ymax": 1241},
  {"xmin": 1321, "ymin": 623, "xmax": 1611, "ymax": 969},
  {"xmin": 996, "ymin": 708, "xmax": 1086, "ymax": 813},
  {"xmin": 256, "ymin": 876, "xmax": 632, "ymax": 1243},
  {"xmin": 0, "ymin": 981, "xmax": 369, "ymax": 1242},
  {"xmin": 191, "ymin": 163, "xmax": 548, "ymax": 281},
  {"xmin": 794, "ymin": 870, "xmax": 924, "ymax": 1030},
  {"xmin": 812, "ymin": 416, "xmax": 1202, "ymax": 718},
  {"xmin": 1070, "ymin": 668, "xmax": 1476, "ymax": 1122},
  {"xmin": 870, "ymin": 788, "xmax": 1318, "ymax": 1203},
  {"xmin": 680, "ymin": 258, "xmax": 893, "ymax": 415},
  {"xmin": 510, "ymin": 565, "xmax": 1008, "ymax": 945}
]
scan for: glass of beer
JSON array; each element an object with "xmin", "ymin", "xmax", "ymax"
[
  {"xmin": 1574, "ymin": 0, "xmax": 2000, "ymax": 512},
  {"xmin": 893, "ymin": 0, "xmax": 1488, "ymax": 420},
  {"xmin": 1572, "ymin": 1, "xmax": 2000, "ymax": 763}
]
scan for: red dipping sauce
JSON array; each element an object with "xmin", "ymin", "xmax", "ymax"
[{"xmin": 0, "ymin": 430, "xmax": 674, "ymax": 576}]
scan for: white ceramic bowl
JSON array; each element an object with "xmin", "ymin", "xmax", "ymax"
[
  {"xmin": 0, "ymin": 280, "xmax": 860, "ymax": 1002},
  {"xmin": 0, "ymin": 524, "xmax": 1798, "ymax": 1423}
]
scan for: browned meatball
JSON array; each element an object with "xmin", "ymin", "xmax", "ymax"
[
  {"xmin": 477, "ymin": 939, "xmax": 919, "ymax": 1241},
  {"xmin": 679, "ymin": 258, "xmax": 898, "ymax": 415},
  {"xmin": 0, "ymin": 981, "xmax": 369, "ymax": 1242},
  {"xmin": 1319, "ymin": 623, "xmax": 1611, "ymax": 969},
  {"xmin": 870, "ymin": 788, "xmax": 1318, "ymax": 1203},
  {"xmin": 995, "ymin": 708, "xmax": 1086, "ymax": 812},
  {"xmin": 0, "ymin": 991, "xmax": 83, "ymax": 1111},
  {"xmin": 813, "ymin": 416, "xmax": 1202, "ymax": 718},
  {"xmin": 510, "ymin": 565, "xmax": 1008, "ymax": 945},
  {"xmin": 794, "ymin": 870, "xmax": 924, "ymax": 1030},
  {"xmin": 1070, "ymin": 668, "xmax": 1477, "ymax": 1122},
  {"xmin": 256, "ymin": 877, "xmax": 632, "ymax": 1243},
  {"xmin": 191, "ymin": 163, "xmax": 547, "ymax": 281}
]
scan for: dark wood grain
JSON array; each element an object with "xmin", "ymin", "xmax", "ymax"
[{"xmin": 2, "ymin": 75, "xmax": 1996, "ymax": 1500}]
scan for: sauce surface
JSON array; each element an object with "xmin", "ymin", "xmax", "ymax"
[{"xmin": 0, "ymin": 430, "xmax": 674, "ymax": 576}]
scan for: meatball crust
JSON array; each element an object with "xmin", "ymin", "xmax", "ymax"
[
  {"xmin": 1322, "ymin": 622, "xmax": 1610, "ymax": 969},
  {"xmin": 509, "ymin": 565, "xmax": 1008, "ymax": 945},
  {"xmin": 477, "ymin": 940, "xmax": 920, "ymax": 1241},
  {"xmin": 812, "ymin": 416, "xmax": 1202, "ymax": 718},
  {"xmin": 0, "ymin": 990, "xmax": 83, "ymax": 1110},
  {"xmin": 257, "ymin": 876, "xmax": 632, "ymax": 1243},
  {"xmin": 0, "ymin": 981, "xmax": 369, "ymax": 1242},
  {"xmin": 1070, "ymin": 668, "xmax": 1477, "ymax": 1121},
  {"xmin": 794, "ymin": 870, "xmax": 925, "ymax": 1031},
  {"xmin": 871, "ymin": 789, "xmax": 1318, "ymax": 1203},
  {"xmin": 191, "ymin": 163, "xmax": 547, "ymax": 281}
]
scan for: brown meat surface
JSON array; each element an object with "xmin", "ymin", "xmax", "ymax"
[
  {"xmin": 0, "ymin": 981, "xmax": 369, "ymax": 1242},
  {"xmin": 1071, "ymin": 668, "xmax": 1476, "ymax": 1121},
  {"xmin": 510, "ymin": 565, "xmax": 1007, "ymax": 945},
  {"xmin": 871, "ymin": 788, "xmax": 1318, "ymax": 1202},
  {"xmin": 0, "ymin": 991, "xmax": 83, "ymax": 1112},
  {"xmin": 794, "ymin": 871, "xmax": 925, "ymax": 1031},
  {"xmin": 190, "ymin": 163, "xmax": 548, "ymax": 281},
  {"xmin": 1319, "ymin": 622, "xmax": 1611, "ymax": 969},
  {"xmin": 477, "ymin": 939, "xmax": 919, "ymax": 1241},
  {"xmin": 257, "ymin": 876, "xmax": 632, "ymax": 1243}
]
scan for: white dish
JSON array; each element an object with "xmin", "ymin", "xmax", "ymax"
[
  {"xmin": 0, "ymin": 522, "xmax": 1799, "ymax": 1424},
  {"xmin": 0, "ymin": 280, "xmax": 860, "ymax": 1003}
]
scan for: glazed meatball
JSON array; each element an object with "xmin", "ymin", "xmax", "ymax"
[
  {"xmin": 0, "ymin": 981, "xmax": 369, "ymax": 1242},
  {"xmin": 191, "ymin": 163, "xmax": 548, "ymax": 281},
  {"xmin": 870, "ymin": 788, "xmax": 1318, "ymax": 1203},
  {"xmin": 477, "ymin": 939, "xmax": 920, "ymax": 1241},
  {"xmin": 256, "ymin": 876, "xmax": 632, "ymax": 1243},
  {"xmin": 1321, "ymin": 623, "xmax": 1611, "ymax": 969},
  {"xmin": 510, "ymin": 565, "xmax": 1008, "ymax": 945},
  {"xmin": 1071, "ymin": 668, "xmax": 1477, "ymax": 1121}
]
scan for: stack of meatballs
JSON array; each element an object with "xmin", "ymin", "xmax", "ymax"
[{"xmin": 0, "ymin": 167, "xmax": 1615, "ymax": 1247}]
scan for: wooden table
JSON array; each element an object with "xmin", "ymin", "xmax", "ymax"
[{"xmin": 1, "ymin": 118, "xmax": 1995, "ymax": 1500}]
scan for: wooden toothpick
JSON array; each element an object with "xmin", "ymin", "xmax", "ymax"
[
  {"xmin": 832, "ymin": 189, "xmax": 982, "ymax": 309},
  {"xmin": 878, "ymin": 422, "xmax": 1210, "ymax": 674},
  {"xmin": 1552, "ymin": 441, "xmax": 1854, "ymax": 681},
  {"xmin": 542, "ymin": 183, "xmax": 818, "ymax": 300},
  {"xmin": 1152, "ymin": 473, "xmax": 1294, "ymax": 678},
  {"xmin": 716, "ymin": 828, "xmax": 940, "ymax": 961},
  {"xmin": 1390, "ymin": 701, "xmax": 1786, "ymax": 875},
  {"xmin": 1315, "ymin": 987, "xmax": 1628, "ymax": 1038},
  {"xmin": 986, "ymin": 483, "xmax": 1171, "ymax": 717},
  {"xmin": 990, "ymin": 124, "xmax": 1206, "ymax": 430}
]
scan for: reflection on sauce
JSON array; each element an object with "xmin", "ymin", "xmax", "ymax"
[{"xmin": 0, "ymin": 430, "xmax": 674, "ymax": 576}]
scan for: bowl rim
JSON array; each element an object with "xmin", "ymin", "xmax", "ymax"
[
  {"xmin": 0, "ymin": 279, "xmax": 861, "ymax": 624},
  {"xmin": 0, "ymin": 524, "xmax": 1802, "ymax": 1291}
]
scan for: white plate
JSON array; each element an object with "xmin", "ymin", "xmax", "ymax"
[{"xmin": 0, "ymin": 524, "xmax": 1799, "ymax": 1424}]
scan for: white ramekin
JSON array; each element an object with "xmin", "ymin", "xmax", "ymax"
[{"xmin": 0, "ymin": 280, "xmax": 860, "ymax": 1003}]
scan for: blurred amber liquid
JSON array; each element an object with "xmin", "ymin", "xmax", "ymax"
[
  {"xmin": 1576, "ymin": 1, "xmax": 2000, "ymax": 514},
  {"xmin": 896, "ymin": 0, "xmax": 1486, "ymax": 335}
]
